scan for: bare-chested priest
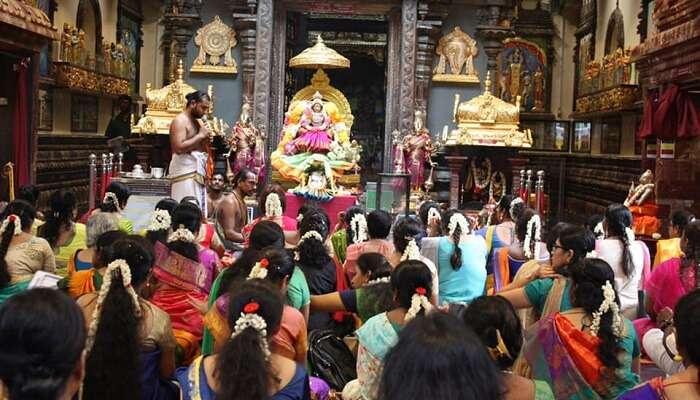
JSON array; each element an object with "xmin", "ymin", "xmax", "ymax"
[
  {"xmin": 169, "ymin": 90, "xmax": 211, "ymax": 217},
  {"xmin": 215, "ymin": 168, "xmax": 257, "ymax": 250}
]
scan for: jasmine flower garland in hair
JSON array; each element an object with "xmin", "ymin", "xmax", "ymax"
[
  {"xmin": 427, "ymin": 207, "xmax": 441, "ymax": 225},
  {"xmin": 147, "ymin": 209, "xmax": 171, "ymax": 232},
  {"xmin": 448, "ymin": 213, "xmax": 469, "ymax": 237},
  {"xmin": 350, "ymin": 214, "xmax": 368, "ymax": 243},
  {"xmin": 85, "ymin": 259, "xmax": 141, "ymax": 354},
  {"xmin": 0, "ymin": 214, "xmax": 22, "ymax": 236},
  {"xmin": 509, "ymin": 197, "xmax": 523, "ymax": 220},
  {"xmin": 103, "ymin": 192, "xmax": 121, "ymax": 212},
  {"xmin": 248, "ymin": 258, "xmax": 269, "ymax": 280},
  {"xmin": 265, "ymin": 193, "xmax": 283, "ymax": 218},
  {"xmin": 523, "ymin": 214, "xmax": 542, "ymax": 259},
  {"xmin": 167, "ymin": 225, "xmax": 196, "ymax": 243},
  {"xmin": 589, "ymin": 280, "xmax": 622, "ymax": 337},
  {"xmin": 400, "ymin": 237, "xmax": 421, "ymax": 261},
  {"xmin": 405, "ymin": 287, "xmax": 432, "ymax": 322},
  {"xmin": 231, "ymin": 301, "xmax": 271, "ymax": 359}
]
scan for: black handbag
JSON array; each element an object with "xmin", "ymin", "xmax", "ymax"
[{"xmin": 307, "ymin": 329, "xmax": 357, "ymax": 390}]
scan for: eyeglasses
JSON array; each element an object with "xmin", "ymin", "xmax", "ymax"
[{"xmin": 551, "ymin": 245, "xmax": 568, "ymax": 252}]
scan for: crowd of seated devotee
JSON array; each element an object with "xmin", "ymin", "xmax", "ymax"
[{"xmin": 2, "ymin": 178, "xmax": 700, "ymax": 400}]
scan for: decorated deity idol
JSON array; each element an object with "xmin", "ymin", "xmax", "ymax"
[
  {"xmin": 284, "ymin": 91, "xmax": 334, "ymax": 155},
  {"xmin": 402, "ymin": 109, "xmax": 435, "ymax": 191},
  {"xmin": 228, "ymin": 101, "xmax": 265, "ymax": 182}
]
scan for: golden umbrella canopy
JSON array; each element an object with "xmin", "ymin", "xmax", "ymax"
[{"xmin": 289, "ymin": 35, "xmax": 350, "ymax": 70}]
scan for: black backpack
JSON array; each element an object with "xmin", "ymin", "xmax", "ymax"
[{"xmin": 307, "ymin": 329, "xmax": 357, "ymax": 390}]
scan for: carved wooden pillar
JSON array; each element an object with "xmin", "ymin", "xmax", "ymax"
[
  {"xmin": 415, "ymin": 3, "xmax": 441, "ymax": 117},
  {"xmin": 252, "ymin": 0, "xmax": 274, "ymax": 157},
  {"xmin": 475, "ymin": 4, "xmax": 514, "ymax": 93},
  {"xmin": 398, "ymin": 0, "xmax": 418, "ymax": 134},
  {"xmin": 161, "ymin": 0, "xmax": 202, "ymax": 85},
  {"xmin": 231, "ymin": 0, "xmax": 258, "ymax": 102}
]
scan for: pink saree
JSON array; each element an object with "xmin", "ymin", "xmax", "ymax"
[
  {"xmin": 151, "ymin": 241, "xmax": 219, "ymax": 341},
  {"xmin": 633, "ymin": 257, "xmax": 694, "ymax": 340}
]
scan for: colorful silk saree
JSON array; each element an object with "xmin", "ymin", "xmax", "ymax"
[
  {"xmin": 151, "ymin": 242, "xmax": 219, "ymax": 363},
  {"xmin": 525, "ymin": 312, "xmax": 639, "ymax": 400}
]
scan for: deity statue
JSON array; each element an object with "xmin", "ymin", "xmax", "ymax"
[
  {"xmin": 284, "ymin": 91, "xmax": 335, "ymax": 155},
  {"xmin": 402, "ymin": 109, "xmax": 435, "ymax": 191},
  {"xmin": 433, "ymin": 26, "xmax": 479, "ymax": 83},
  {"xmin": 391, "ymin": 129, "xmax": 405, "ymax": 174},
  {"xmin": 506, "ymin": 48, "xmax": 523, "ymax": 103},
  {"xmin": 625, "ymin": 169, "xmax": 661, "ymax": 236},
  {"xmin": 520, "ymin": 74, "xmax": 532, "ymax": 110},
  {"xmin": 76, "ymin": 30, "xmax": 86, "ymax": 66},
  {"xmin": 227, "ymin": 101, "xmax": 265, "ymax": 183},
  {"xmin": 624, "ymin": 169, "xmax": 655, "ymax": 207},
  {"xmin": 70, "ymin": 28, "xmax": 79, "ymax": 65},
  {"xmin": 61, "ymin": 23, "xmax": 72, "ymax": 63},
  {"xmin": 533, "ymin": 66, "xmax": 545, "ymax": 111}
]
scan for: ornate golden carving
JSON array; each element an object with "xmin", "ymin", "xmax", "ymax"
[
  {"xmin": 190, "ymin": 16, "xmax": 238, "ymax": 74},
  {"xmin": 446, "ymin": 72, "xmax": 532, "ymax": 148},
  {"xmin": 433, "ymin": 27, "xmax": 480, "ymax": 84},
  {"xmin": 575, "ymin": 85, "xmax": 639, "ymax": 113},
  {"xmin": 289, "ymin": 35, "xmax": 350, "ymax": 69},
  {"xmin": 132, "ymin": 60, "xmax": 228, "ymax": 135},
  {"xmin": 53, "ymin": 62, "xmax": 129, "ymax": 96}
]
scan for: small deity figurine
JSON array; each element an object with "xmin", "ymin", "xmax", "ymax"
[
  {"xmin": 506, "ymin": 48, "xmax": 524, "ymax": 103},
  {"xmin": 624, "ymin": 169, "xmax": 655, "ymax": 207},
  {"xmin": 391, "ymin": 129, "xmax": 405, "ymax": 174},
  {"xmin": 533, "ymin": 67, "xmax": 545, "ymax": 111},
  {"xmin": 228, "ymin": 101, "xmax": 265, "ymax": 183},
  {"xmin": 70, "ymin": 28, "xmax": 80, "ymax": 65},
  {"xmin": 284, "ymin": 91, "xmax": 334, "ymax": 155},
  {"xmin": 102, "ymin": 41, "xmax": 111, "ymax": 74},
  {"xmin": 77, "ymin": 30, "xmax": 86, "ymax": 66},
  {"xmin": 402, "ymin": 109, "xmax": 435, "ymax": 191},
  {"xmin": 61, "ymin": 23, "xmax": 72, "ymax": 63}
]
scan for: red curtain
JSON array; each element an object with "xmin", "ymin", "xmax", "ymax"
[
  {"xmin": 12, "ymin": 58, "xmax": 30, "ymax": 186},
  {"xmin": 638, "ymin": 84, "xmax": 700, "ymax": 140}
]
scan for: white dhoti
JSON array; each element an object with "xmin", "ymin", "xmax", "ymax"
[{"xmin": 169, "ymin": 151, "xmax": 208, "ymax": 219}]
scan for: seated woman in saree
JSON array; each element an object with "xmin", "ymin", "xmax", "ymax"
[
  {"xmin": 0, "ymin": 200, "xmax": 56, "ymax": 304},
  {"xmin": 417, "ymin": 201, "xmax": 442, "ymax": 238},
  {"xmin": 66, "ymin": 212, "xmax": 119, "ymax": 274},
  {"xmin": 330, "ymin": 206, "xmax": 365, "ymax": 265},
  {"xmin": 462, "ymin": 296, "xmax": 554, "ymax": 400},
  {"xmin": 620, "ymin": 289, "xmax": 700, "ymax": 400},
  {"xmin": 379, "ymin": 311, "xmax": 503, "ymax": 400},
  {"xmin": 476, "ymin": 195, "xmax": 526, "ymax": 287},
  {"xmin": 242, "ymin": 184, "xmax": 299, "ymax": 247},
  {"xmin": 176, "ymin": 279, "xmax": 311, "ymax": 400},
  {"xmin": 38, "ymin": 189, "xmax": 87, "ymax": 271},
  {"xmin": 150, "ymin": 202, "xmax": 220, "ymax": 363},
  {"xmin": 201, "ymin": 220, "xmax": 311, "ymax": 355},
  {"xmin": 524, "ymin": 258, "xmax": 640, "ymax": 400},
  {"xmin": 420, "ymin": 209, "xmax": 487, "ymax": 306},
  {"xmin": 91, "ymin": 181, "xmax": 134, "ymax": 234},
  {"xmin": 633, "ymin": 219, "xmax": 700, "ymax": 342},
  {"xmin": 79, "ymin": 236, "xmax": 179, "ymax": 400},
  {"xmin": 310, "ymin": 252, "xmax": 394, "ymax": 324},
  {"xmin": 344, "ymin": 210, "xmax": 394, "ymax": 280},
  {"xmin": 62, "ymin": 229, "xmax": 128, "ymax": 299},
  {"xmin": 342, "ymin": 259, "xmax": 434, "ymax": 400},
  {"xmin": 492, "ymin": 208, "xmax": 549, "ymax": 292},
  {"xmin": 0, "ymin": 289, "xmax": 86, "ymax": 400},
  {"xmin": 179, "ymin": 196, "xmax": 225, "ymax": 256},
  {"xmin": 205, "ymin": 248, "xmax": 307, "ymax": 363},
  {"xmin": 387, "ymin": 217, "xmax": 439, "ymax": 303},
  {"xmin": 499, "ymin": 225, "xmax": 595, "ymax": 318},
  {"xmin": 653, "ymin": 210, "xmax": 694, "ymax": 268}
]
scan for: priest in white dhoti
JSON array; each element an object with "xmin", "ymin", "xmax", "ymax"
[{"xmin": 169, "ymin": 90, "xmax": 212, "ymax": 217}]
